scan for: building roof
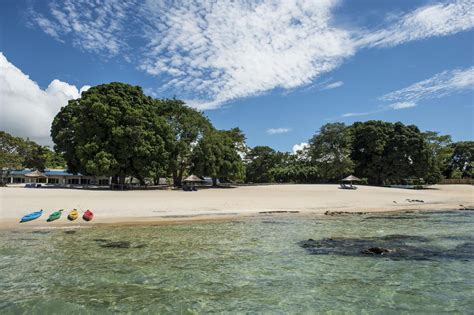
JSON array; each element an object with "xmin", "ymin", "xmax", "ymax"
[
  {"xmin": 8, "ymin": 168, "xmax": 82, "ymax": 177},
  {"xmin": 25, "ymin": 170, "xmax": 47, "ymax": 178}
]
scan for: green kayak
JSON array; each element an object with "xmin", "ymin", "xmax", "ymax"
[{"xmin": 47, "ymin": 210, "xmax": 63, "ymax": 222}]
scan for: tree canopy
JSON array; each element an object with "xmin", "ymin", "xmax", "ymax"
[
  {"xmin": 154, "ymin": 99, "xmax": 212, "ymax": 186},
  {"xmin": 51, "ymin": 82, "xmax": 173, "ymax": 185},
  {"xmin": 192, "ymin": 128, "xmax": 246, "ymax": 185},
  {"xmin": 308, "ymin": 123, "xmax": 354, "ymax": 182},
  {"xmin": 0, "ymin": 131, "xmax": 65, "ymax": 171}
]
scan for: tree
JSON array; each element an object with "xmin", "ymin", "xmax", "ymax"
[
  {"xmin": 422, "ymin": 131, "xmax": 453, "ymax": 181},
  {"xmin": 308, "ymin": 123, "xmax": 354, "ymax": 182},
  {"xmin": 0, "ymin": 131, "xmax": 27, "ymax": 169},
  {"xmin": 447, "ymin": 141, "xmax": 474, "ymax": 178},
  {"xmin": 0, "ymin": 131, "xmax": 64, "ymax": 171},
  {"xmin": 51, "ymin": 83, "xmax": 173, "ymax": 186},
  {"xmin": 351, "ymin": 121, "xmax": 434, "ymax": 185},
  {"xmin": 245, "ymin": 146, "xmax": 278, "ymax": 183},
  {"xmin": 155, "ymin": 99, "xmax": 212, "ymax": 186},
  {"xmin": 192, "ymin": 128, "xmax": 246, "ymax": 185}
]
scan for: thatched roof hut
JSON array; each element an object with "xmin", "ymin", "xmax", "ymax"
[
  {"xmin": 342, "ymin": 175, "xmax": 361, "ymax": 182},
  {"xmin": 183, "ymin": 175, "xmax": 204, "ymax": 182}
]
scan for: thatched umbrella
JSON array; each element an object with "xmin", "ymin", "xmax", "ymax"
[
  {"xmin": 182, "ymin": 174, "xmax": 204, "ymax": 191},
  {"xmin": 183, "ymin": 175, "xmax": 204, "ymax": 182},
  {"xmin": 341, "ymin": 175, "xmax": 361, "ymax": 188},
  {"xmin": 342, "ymin": 175, "xmax": 361, "ymax": 182}
]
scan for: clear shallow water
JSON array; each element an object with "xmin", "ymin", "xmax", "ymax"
[{"xmin": 1, "ymin": 211, "xmax": 473, "ymax": 314}]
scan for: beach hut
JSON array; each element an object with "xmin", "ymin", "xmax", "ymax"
[
  {"xmin": 340, "ymin": 175, "xmax": 361, "ymax": 190},
  {"xmin": 183, "ymin": 175, "xmax": 204, "ymax": 191}
]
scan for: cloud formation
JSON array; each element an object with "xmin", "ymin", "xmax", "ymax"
[
  {"xmin": 321, "ymin": 81, "xmax": 344, "ymax": 90},
  {"xmin": 339, "ymin": 66, "xmax": 474, "ymax": 118},
  {"xmin": 30, "ymin": 0, "xmax": 474, "ymax": 109},
  {"xmin": 267, "ymin": 128, "xmax": 292, "ymax": 135},
  {"xmin": 380, "ymin": 66, "xmax": 474, "ymax": 105},
  {"xmin": 0, "ymin": 53, "xmax": 89, "ymax": 145}
]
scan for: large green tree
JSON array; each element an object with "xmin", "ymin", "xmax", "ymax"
[
  {"xmin": 447, "ymin": 141, "xmax": 474, "ymax": 178},
  {"xmin": 51, "ymin": 83, "xmax": 172, "ymax": 186},
  {"xmin": 351, "ymin": 121, "xmax": 434, "ymax": 185},
  {"xmin": 245, "ymin": 146, "xmax": 279, "ymax": 183},
  {"xmin": 192, "ymin": 128, "xmax": 246, "ymax": 185},
  {"xmin": 155, "ymin": 99, "xmax": 212, "ymax": 186},
  {"xmin": 422, "ymin": 131, "xmax": 453, "ymax": 182},
  {"xmin": 308, "ymin": 123, "xmax": 354, "ymax": 182}
]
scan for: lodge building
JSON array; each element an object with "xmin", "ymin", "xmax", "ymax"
[{"xmin": 4, "ymin": 169, "xmax": 111, "ymax": 186}]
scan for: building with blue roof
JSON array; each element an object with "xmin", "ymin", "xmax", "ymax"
[{"xmin": 3, "ymin": 168, "xmax": 111, "ymax": 186}]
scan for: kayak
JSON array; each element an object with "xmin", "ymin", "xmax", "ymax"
[
  {"xmin": 68, "ymin": 209, "xmax": 79, "ymax": 221},
  {"xmin": 47, "ymin": 210, "xmax": 63, "ymax": 222},
  {"xmin": 83, "ymin": 210, "xmax": 94, "ymax": 221},
  {"xmin": 20, "ymin": 209, "xmax": 43, "ymax": 223}
]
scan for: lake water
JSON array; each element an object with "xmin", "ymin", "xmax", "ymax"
[{"xmin": 1, "ymin": 211, "xmax": 473, "ymax": 314}]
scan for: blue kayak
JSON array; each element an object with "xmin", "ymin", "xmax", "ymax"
[{"xmin": 20, "ymin": 210, "xmax": 43, "ymax": 223}]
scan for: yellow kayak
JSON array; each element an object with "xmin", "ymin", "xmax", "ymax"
[{"xmin": 67, "ymin": 209, "xmax": 79, "ymax": 221}]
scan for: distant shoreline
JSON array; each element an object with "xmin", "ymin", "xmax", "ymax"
[{"xmin": 1, "ymin": 184, "xmax": 472, "ymax": 230}]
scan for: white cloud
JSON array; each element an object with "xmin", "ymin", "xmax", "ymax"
[
  {"xmin": 338, "ymin": 66, "xmax": 474, "ymax": 118},
  {"xmin": 388, "ymin": 101, "xmax": 417, "ymax": 110},
  {"xmin": 0, "ymin": 53, "xmax": 88, "ymax": 145},
  {"xmin": 358, "ymin": 0, "xmax": 474, "ymax": 48},
  {"xmin": 381, "ymin": 66, "xmax": 474, "ymax": 104},
  {"xmin": 31, "ymin": 0, "xmax": 474, "ymax": 109},
  {"xmin": 321, "ymin": 81, "xmax": 344, "ymax": 90},
  {"xmin": 292, "ymin": 142, "xmax": 309, "ymax": 154},
  {"xmin": 267, "ymin": 128, "xmax": 292, "ymax": 135},
  {"xmin": 30, "ymin": 0, "xmax": 135, "ymax": 55}
]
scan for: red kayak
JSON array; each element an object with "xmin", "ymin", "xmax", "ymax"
[{"xmin": 83, "ymin": 210, "xmax": 94, "ymax": 221}]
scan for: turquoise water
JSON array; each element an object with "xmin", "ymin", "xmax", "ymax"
[{"xmin": 1, "ymin": 211, "xmax": 473, "ymax": 314}]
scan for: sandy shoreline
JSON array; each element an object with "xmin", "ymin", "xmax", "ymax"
[{"xmin": 1, "ymin": 184, "xmax": 473, "ymax": 229}]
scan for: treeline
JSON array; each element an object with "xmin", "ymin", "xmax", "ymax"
[
  {"xmin": 1, "ymin": 82, "xmax": 472, "ymax": 187},
  {"xmin": 0, "ymin": 131, "xmax": 65, "ymax": 171},
  {"xmin": 247, "ymin": 122, "xmax": 473, "ymax": 185}
]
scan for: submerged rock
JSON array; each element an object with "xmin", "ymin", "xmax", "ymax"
[
  {"xmin": 299, "ymin": 235, "xmax": 474, "ymax": 261},
  {"xmin": 64, "ymin": 230, "xmax": 76, "ymax": 234},
  {"xmin": 362, "ymin": 247, "xmax": 392, "ymax": 255},
  {"xmin": 100, "ymin": 241, "xmax": 131, "ymax": 248},
  {"xmin": 324, "ymin": 211, "xmax": 366, "ymax": 216},
  {"xmin": 97, "ymin": 240, "xmax": 147, "ymax": 249}
]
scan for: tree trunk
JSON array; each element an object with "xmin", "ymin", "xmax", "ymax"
[{"xmin": 173, "ymin": 170, "xmax": 181, "ymax": 187}]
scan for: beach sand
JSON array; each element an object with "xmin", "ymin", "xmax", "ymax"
[{"xmin": 1, "ymin": 184, "xmax": 473, "ymax": 229}]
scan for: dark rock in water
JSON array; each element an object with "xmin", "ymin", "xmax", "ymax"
[
  {"xmin": 363, "ymin": 247, "xmax": 391, "ymax": 255},
  {"xmin": 64, "ymin": 230, "xmax": 76, "ymax": 234},
  {"xmin": 98, "ymin": 240, "xmax": 146, "ymax": 249},
  {"xmin": 100, "ymin": 241, "xmax": 131, "ymax": 248},
  {"xmin": 93, "ymin": 238, "xmax": 109, "ymax": 242},
  {"xmin": 324, "ymin": 210, "xmax": 366, "ymax": 216},
  {"xmin": 299, "ymin": 235, "xmax": 474, "ymax": 261}
]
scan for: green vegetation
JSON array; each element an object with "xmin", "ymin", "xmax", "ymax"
[
  {"xmin": 1, "ymin": 82, "xmax": 472, "ymax": 187},
  {"xmin": 0, "ymin": 131, "xmax": 65, "ymax": 171}
]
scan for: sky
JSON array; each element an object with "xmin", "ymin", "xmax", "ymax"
[{"xmin": 0, "ymin": 0, "xmax": 473, "ymax": 152}]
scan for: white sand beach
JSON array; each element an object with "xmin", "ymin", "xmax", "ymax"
[{"xmin": 1, "ymin": 184, "xmax": 473, "ymax": 228}]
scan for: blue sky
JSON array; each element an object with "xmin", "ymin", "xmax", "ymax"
[{"xmin": 0, "ymin": 0, "xmax": 473, "ymax": 151}]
